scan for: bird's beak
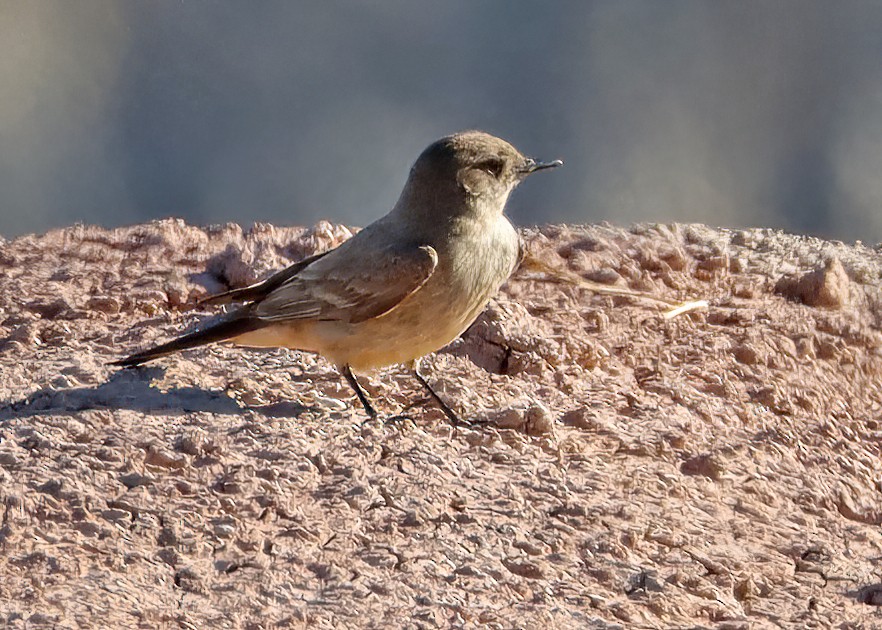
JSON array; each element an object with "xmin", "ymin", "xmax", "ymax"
[{"xmin": 519, "ymin": 157, "xmax": 564, "ymax": 176}]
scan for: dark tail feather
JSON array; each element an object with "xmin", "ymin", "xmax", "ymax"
[
  {"xmin": 198, "ymin": 284, "xmax": 265, "ymax": 307},
  {"xmin": 198, "ymin": 251, "xmax": 329, "ymax": 306},
  {"xmin": 109, "ymin": 315, "xmax": 266, "ymax": 368}
]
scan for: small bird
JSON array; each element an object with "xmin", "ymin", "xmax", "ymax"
[{"xmin": 112, "ymin": 131, "xmax": 562, "ymax": 422}]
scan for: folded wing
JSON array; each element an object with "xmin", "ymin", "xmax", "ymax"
[
  {"xmin": 254, "ymin": 243, "xmax": 438, "ymax": 324},
  {"xmin": 199, "ymin": 251, "xmax": 329, "ymax": 306}
]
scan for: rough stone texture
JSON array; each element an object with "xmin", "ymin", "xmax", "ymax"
[{"xmin": 1, "ymin": 218, "xmax": 882, "ymax": 628}]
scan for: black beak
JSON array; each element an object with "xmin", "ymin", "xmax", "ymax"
[{"xmin": 520, "ymin": 157, "xmax": 564, "ymax": 176}]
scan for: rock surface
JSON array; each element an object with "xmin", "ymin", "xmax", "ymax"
[{"xmin": 1, "ymin": 218, "xmax": 882, "ymax": 628}]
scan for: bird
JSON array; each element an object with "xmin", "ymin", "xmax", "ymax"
[{"xmin": 111, "ymin": 130, "xmax": 562, "ymax": 422}]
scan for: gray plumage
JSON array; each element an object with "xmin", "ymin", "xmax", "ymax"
[{"xmin": 112, "ymin": 130, "xmax": 561, "ymax": 420}]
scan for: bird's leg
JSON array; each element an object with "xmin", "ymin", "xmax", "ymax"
[
  {"xmin": 341, "ymin": 365, "xmax": 377, "ymax": 419},
  {"xmin": 410, "ymin": 358, "xmax": 466, "ymax": 426}
]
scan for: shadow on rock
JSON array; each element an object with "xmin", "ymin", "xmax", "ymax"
[{"xmin": 0, "ymin": 367, "xmax": 245, "ymax": 420}]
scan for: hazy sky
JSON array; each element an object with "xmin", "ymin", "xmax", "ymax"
[{"xmin": 2, "ymin": 2, "xmax": 882, "ymax": 242}]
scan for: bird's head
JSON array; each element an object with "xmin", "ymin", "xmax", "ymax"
[{"xmin": 397, "ymin": 131, "xmax": 562, "ymax": 224}]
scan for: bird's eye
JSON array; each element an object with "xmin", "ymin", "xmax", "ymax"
[{"xmin": 475, "ymin": 158, "xmax": 504, "ymax": 178}]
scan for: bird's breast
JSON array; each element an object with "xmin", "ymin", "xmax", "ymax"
[{"xmin": 331, "ymin": 217, "xmax": 519, "ymax": 370}]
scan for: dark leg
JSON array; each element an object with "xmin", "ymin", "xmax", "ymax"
[
  {"xmin": 411, "ymin": 359, "xmax": 466, "ymax": 426},
  {"xmin": 341, "ymin": 365, "xmax": 377, "ymax": 419}
]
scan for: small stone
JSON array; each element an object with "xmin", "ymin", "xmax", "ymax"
[
  {"xmin": 681, "ymin": 454, "xmax": 725, "ymax": 481},
  {"xmin": 775, "ymin": 258, "xmax": 850, "ymax": 308},
  {"xmin": 6, "ymin": 324, "xmax": 38, "ymax": 347},
  {"xmin": 212, "ymin": 519, "xmax": 236, "ymax": 538},
  {"xmin": 490, "ymin": 408, "xmax": 526, "ymax": 431},
  {"xmin": 857, "ymin": 583, "xmax": 882, "ymax": 606},
  {"xmin": 734, "ymin": 575, "xmax": 758, "ymax": 601},
  {"xmin": 585, "ymin": 267, "xmax": 622, "ymax": 285},
  {"xmin": 25, "ymin": 298, "xmax": 71, "ymax": 319},
  {"xmin": 176, "ymin": 432, "xmax": 207, "ymax": 456},
  {"xmin": 733, "ymin": 343, "xmax": 760, "ymax": 365},
  {"xmin": 174, "ymin": 567, "xmax": 206, "ymax": 594},
  {"xmin": 628, "ymin": 569, "xmax": 665, "ymax": 594},
  {"xmin": 157, "ymin": 525, "xmax": 179, "ymax": 547},
  {"xmin": 524, "ymin": 403, "xmax": 555, "ymax": 436},
  {"xmin": 401, "ymin": 511, "xmax": 424, "ymax": 527},
  {"xmin": 513, "ymin": 540, "xmax": 544, "ymax": 556},
  {"xmin": 119, "ymin": 472, "xmax": 153, "ymax": 489},
  {"xmin": 145, "ymin": 446, "xmax": 188, "ymax": 470},
  {"xmin": 0, "ymin": 452, "xmax": 20, "ymax": 468},
  {"xmin": 502, "ymin": 558, "xmax": 545, "ymax": 579},
  {"xmin": 37, "ymin": 479, "xmax": 65, "ymax": 498},
  {"xmin": 74, "ymin": 521, "xmax": 103, "ymax": 537},
  {"xmin": 101, "ymin": 509, "xmax": 132, "ymax": 524},
  {"xmin": 28, "ymin": 613, "xmax": 58, "ymax": 625},
  {"xmin": 86, "ymin": 296, "xmax": 121, "ymax": 315},
  {"xmin": 560, "ymin": 407, "xmax": 603, "ymax": 431}
]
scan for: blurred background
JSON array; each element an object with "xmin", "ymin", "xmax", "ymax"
[{"xmin": 2, "ymin": 1, "xmax": 881, "ymax": 243}]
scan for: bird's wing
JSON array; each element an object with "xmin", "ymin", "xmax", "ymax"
[
  {"xmin": 254, "ymin": 243, "xmax": 438, "ymax": 324},
  {"xmin": 199, "ymin": 251, "xmax": 330, "ymax": 306}
]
